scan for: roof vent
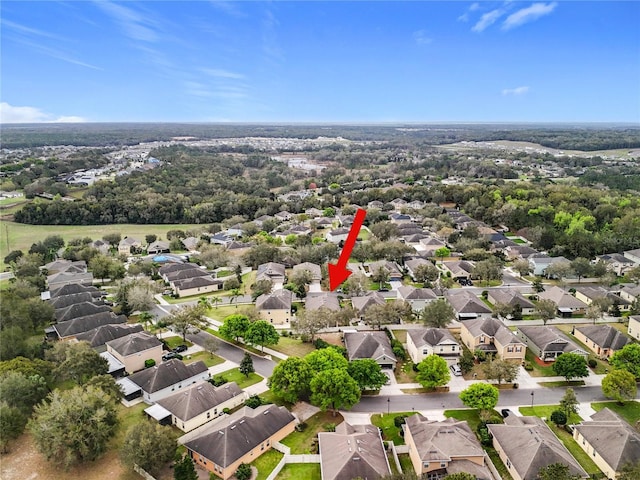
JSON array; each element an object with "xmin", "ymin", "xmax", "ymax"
[{"xmin": 231, "ymin": 425, "xmax": 237, "ymax": 430}]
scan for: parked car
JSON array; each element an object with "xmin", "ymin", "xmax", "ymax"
[
  {"xmin": 501, "ymin": 409, "xmax": 512, "ymax": 418},
  {"xmin": 173, "ymin": 344, "xmax": 188, "ymax": 353},
  {"xmin": 162, "ymin": 352, "xmax": 183, "ymax": 361},
  {"xmin": 450, "ymin": 364, "xmax": 462, "ymax": 376}
]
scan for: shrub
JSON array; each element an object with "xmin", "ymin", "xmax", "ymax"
[
  {"xmin": 313, "ymin": 338, "xmax": 330, "ymax": 349},
  {"xmin": 412, "ymin": 362, "xmax": 419, "ymax": 372},
  {"xmin": 524, "ymin": 361, "xmax": 534, "ymax": 371},
  {"xmin": 245, "ymin": 395, "xmax": 263, "ymax": 409},
  {"xmin": 222, "ymin": 408, "xmax": 231, "ymax": 415},
  {"xmin": 588, "ymin": 358, "xmax": 597, "ymax": 368},
  {"xmin": 295, "ymin": 422, "xmax": 307, "ymax": 432},
  {"xmin": 550, "ymin": 410, "xmax": 567, "ymax": 426},
  {"xmin": 324, "ymin": 423, "xmax": 336, "ymax": 432},
  {"xmin": 394, "ymin": 415, "xmax": 408, "ymax": 428},
  {"xmin": 235, "ymin": 463, "xmax": 251, "ymax": 480},
  {"xmin": 210, "ymin": 376, "xmax": 228, "ymax": 387},
  {"xmin": 144, "ymin": 359, "xmax": 156, "ymax": 368}
]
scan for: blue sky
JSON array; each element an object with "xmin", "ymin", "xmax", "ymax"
[{"xmin": 1, "ymin": 1, "xmax": 639, "ymax": 123}]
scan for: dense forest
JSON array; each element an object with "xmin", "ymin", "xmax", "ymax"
[{"xmin": 2, "ymin": 123, "xmax": 639, "ymax": 151}]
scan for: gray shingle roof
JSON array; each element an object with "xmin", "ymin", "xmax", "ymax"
[
  {"xmin": 538, "ymin": 286, "xmax": 588, "ymax": 309},
  {"xmin": 344, "ymin": 331, "xmax": 397, "ymax": 363},
  {"xmin": 575, "ymin": 325, "xmax": 631, "ymax": 351},
  {"xmin": 184, "ymin": 405, "xmax": 296, "ymax": 468},
  {"xmin": 318, "ymin": 422, "xmax": 391, "ymax": 480},
  {"xmin": 488, "ymin": 289, "xmax": 535, "ymax": 309},
  {"xmin": 256, "ymin": 289, "xmax": 293, "ymax": 310},
  {"xmin": 351, "ymin": 292, "xmax": 385, "ymax": 314},
  {"xmin": 574, "ymin": 408, "xmax": 640, "ymax": 472},
  {"xmin": 157, "ymin": 382, "xmax": 243, "ymax": 422},
  {"xmin": 166, "ymin": 267, "xmax": 210, "ymax": 282},
  {"xmin": 49, "ymin": 292, "xmax": 97, "ymax": 310},
  {"xmin": 292, "ymin": 262, "xmax": 322, "ymax": 281},
  {"xmin": 75, "ymin": 323, "xmax": 144, "ymax": 347},
  {"xmin": 106, "ymin": 331, "xmax": 162, "ymax": 356},
  {"xmin": 127, "ymin": 359, "xmax": 208, "ymax": 394},
  {"xmin": 174, "ymin": 275, "xmax": 222, "ymax": 290},
  {"xmin": 517, "ymin": 326, "xmax": 586, "ymax": 355},
  {"xmin": 487, "ymin": 416, "xmax": 588, "ymax": 480},
  {"xmin": 159, "ymin": 263, "xmax": 194, "ymax": 276},
  {"xmin": 49, "ymin": 283, "xmax": 101, "ymax": 298},
  {"xmin": 407, "ymin": 328, "xmax": 458, "ymax": 349},
  {"xmin": 54, "ymin": 312, "xmax": 127, "ymax": 338},
  {"xmin": 55, "ymin": 301, "xmax": 111, "ymax": 322},
  {"xmin": 462, "ymin": 318, "xmax": 524, "ymax": 347},
  {"xmin": 305, "ymin": 292, "xmax": 340, "ymax": 311},
  {"xmin": 256, "ymin": 262, "xmax": 286, "ymax": 281},
  {"xmin": 397, "ymin": 286, "xmax": 437, "ymax": 301},
  {"xmin": 446, "ymin": 291, "xmax": 492, "ymax": 315}
]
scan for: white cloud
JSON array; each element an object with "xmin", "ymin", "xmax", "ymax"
[
  {"xmin": 502, "ymin": 86, "xmax": 530, "ymax": 95},
  {"xmin": 472, "ymin": 8, "xmax": 506, "ymax": 32},
  {"xmin": 0, "ymin": 102, "xmax": 86, "ymax": 123},
  {"xmin": 458, "ymin": 2, "xmax": 481, "ymax": 22},
  {"xmin": 201, "ymin": 68, "xmax": 246, "ymax": 79},
  {"xmin": 413, "ymin": 30, "xmax": 432, "ymax": 45},
  {"xmin": 95, "ymin": 1, "xmax": 159, "ymax": 42},
  {"xmin": 502, "ymin": 2, "xmax": 557, "ymax": 30}
]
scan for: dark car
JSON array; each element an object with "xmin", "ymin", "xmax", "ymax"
[
  {"xmin": 162, "ymin": 352, "xmax": 183, "ymax": 361},
  {"xmin": 501, "ymin": 409, "xmax": 512, "ymax": 418},
  {"xmin": 173, "ymin": 345, "xmax": 188, "ymax": 353}
]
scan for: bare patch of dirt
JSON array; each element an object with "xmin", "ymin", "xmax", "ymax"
[{"xmin": 316, "ymin": 332, "xmax": 342, "ymax": 346}]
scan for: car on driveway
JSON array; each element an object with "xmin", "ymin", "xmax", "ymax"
[
  {"xmin": 162, "ymin": 351, "xmax": 183, "ymax": 361},
  {"xmin": 450, "ymin": 364, "xmax": 462, "ymax": 376},
  {"xmin": 173, "ymin": 344, "xmax": 188, "ymax": 353}
]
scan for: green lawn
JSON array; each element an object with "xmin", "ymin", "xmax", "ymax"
[
  {"xmin": 391, "ymin": 329, "xmax": 407, "ymax": 343},
  {"xmin": 538, "ymin": 380, "xmax": 585, "ymax": 388},
  {"xmin": 268, "ymin": 335, "xmax": 316, "ymax": 357},
  {"xmin": 398, "ymin": 454, "xmax": 415, "ymax": 475},
  {"xmin": 524, "ymin": 349, "xmax": 556, "ymax": 377},
  {"xmin": 205, "ymin": 305, "xmax": 244, "ymax": 321},
  {"xmin": 276, "ymin": 463, "xmax": 321, "ymax": 480},
  {"xmin": 112, "ymin": 402, "xmax": 147, "ymax": 449},
  {"xmin": 183, "ymin": 351, "xmax": 225, "ymax": 368},
  {"xmin": 395, "ymin": 360, "xmax": 418, "ymax": 384},
  {"xmin": 591, "ymin": 401, "xmax": 640, "ymax": 424},
  {"xmin": 281, "ymin": 411, "xmax": 344, "ymax": 454},
  {"xmin": 162, "ymin": 335, "xmax": 192, "ymax": 349},
  {"xmin": 371, "ymin": 412, "xmax": 414, "ymax": 445},
  {"xmin": 252, "ymin": 449, "xmax": 284, "ymax": 480},
  {"xmin": 0, "ymin": 221, "xmax": 204, "ymax": 265},
  {"xmin": 519, "ymin": 405, "xmax": 583, "ymax": 424},
  {"xmin": 548, "ymin": 422, "xmax": 602, "ymax": 476},
  {"xmin": 205, "ymin": 328, "xmax": 269, "ymax": 357},
  {"xmin": 213, "ymin": 367, "xmax": 263, "ymax": 389},
  {"xmin": 259, "ymin": 389, "xmax": 289, "ymax": 407}
]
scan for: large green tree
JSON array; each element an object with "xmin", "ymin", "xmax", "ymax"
[
  {"xmin": 0, "ymin": 371, "xmax": 48, "ymax": 414},
  {"xmin": 347, "ymin": 359, "xmax": 388, "ymax": 391},
  {"xmin": 244, "ymin": 320, "xmax": 279, "ymax": 352},
  {"xmin": 421, "ymin": 299, "xmax": 456, "ymax": 328},
  {"xmin": 267, "ymin": 357, "xmax": 314, "ymax": 403},
  {"xmin": 310, "ymin": 368, "xmax": 361, "ymax": 416},
  {"xmin": 305, "ymin": 348, "xmax": 348, "ymax": 373},
  {"xmin": 239, "ymin": 353, "xmax": 255, "ymax": 378},
  {"xmin": 535, "ymin": 299, "xmax": 557, "ymax": 326},
  {"xmin": 48, "ymin": 341, "xmax": 108, "ymax": 385},
  {"xmin": 167, "ymin": 305, "xmax": 205, "ymax": 342},
  {"xmin": 174, "ymin": 454, "xmax": 198, "ymax": 480},
  {"xmin": 28, "ymin": 385, "xmax": 119, "ymax": 468},
  {"xmin": 219, "ymin": 314, "xmax": 250, "ymax": 342},
  {"xmin": 120, "ymin": 421, "xmax": 177, "ymax": 476},
  {"xmin": 559, "ymin": 388, "xmax": 579, "ymax": 418},
  {"xmin": 482, "ymin": 358, "xmax": 519, "ymax": 385},
  {"xmin": 601, "ymin": 369, "xmax": 637, "ymax": 404},
  {"xmin": 610, "ymin": 343, "xmax": 640, "ymax": 379},
  {"xmin": 552, "ymin": 353, "xmax": 588, "ymax": 382},
  {"xmin": 0, "ymin": 402, "xmax": 27, "ymax": 453},
  {"xmin": 416, "ymin": 355, "xmax": 451, "ymax": 389},
  {"xmin": 459, "ymin": 383, "xmax": 499, "ymax": 412},
  {"xmin": 293, "ymin": 308, "xmax": 329, "ymax": 342}
]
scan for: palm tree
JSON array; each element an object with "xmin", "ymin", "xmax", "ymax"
[
  {"xmin": 229, "ymin": 288, "xmax": 240, "ymax": 308},
  {"xmin": 138, "ymin": 311, "xmax": 155, "ymax": 331},
  {"xmin": 198, "ymin": 296, "xmax": 212, "ymax": 311},
  {"xmin": 211, "ymin": 296, "xmax": 222, "ymax": 309}
]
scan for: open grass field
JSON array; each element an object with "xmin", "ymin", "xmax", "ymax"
[
  {"xmin": 281, "ymin": 411, "xmax": 343, "ymax": 454},
  {"xmin": 268, "ymin": 335, "xmax": 316, "ymax": 357},
  {"xmin": 519, "ymin": 405, "xmax": 583, "ymax": 424},
  {"xmin": 253, "ymin": 449, "xmax": 284, "ymax": 480},
  {"xmin": 183, "ymin": 351, "xmax": 225, "ymax": 368},
  {"xmin": 276, "ymin": 463, "xmax": 321, "ymax": 479},
  {"xmin": 0, "ymin": 221, "xmax": 203, "ymax": 265},
  {"xmin": 213, "ymin": 367, "xmax": 263, "ymax": 389}
]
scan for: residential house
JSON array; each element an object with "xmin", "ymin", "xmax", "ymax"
[
  {"xmin": 402, "ymin": 233, "xmax": 427, "ymax": 246},
  {"xmin": 628, "ymin": 315, "xmax": 640, "ymax": 341},
  {"xmin": 337, "ymin": 214, "xmax": 354, "ymax": 227},
  {"xmin": 389, "ymin": 213, "xmax": 412, "ymax": 224},
  {"xmin": 390, "ymin": 198, "xmax": 407, "ymax": 210},
  {"xmin": 44, "ymin": 259, "xmax": 87, "ymax": 274},
  {"xmin": 397, "ymin": 286, "xmax": 437, "ymax": 313},
  {"xmin": 441, "ymin": 261, "xmax": 474, "ymax": 281},
  {"xmin": 406, "ymin": 328, "xmax": 460, "ymax": 365},
  {"xmin": 49, "ymin": 291, "xmax": 99, "ymax": 310},
  {"xmin": 181, "ymin": 236, "xmax": 200, "ymax": 252},
  {"xmin": 255, "ymin": 289, "xmax": 293, "ymax": 325},
  {"xmin": 55, "ymin": 301, "xmax": 111, "ymax": 322},
  {"xmin": 516, "ymin": 326, "xmax": 588, "ymax": 361},
  {"xmin": 538, "ymin": 286, "xmax": 588, "ymax": 317},
  {"xmin": 488, "ymin": 416, "xmax": 588, "ymax": 480},
  {"xmin": 165, "ymin": 267, "xmax": 211, "ymax": 287},
  {"xmin": 47, "ymin": 271, "xmax": 94, "ymax": 290},
  {"xmin": 404, "ymin": 258, "xmax": 432, "ymax": 281},
  {"xmin": 174, "ymin": 276, "xmax": 224, "ymax": 297},
  {"xmin": 183, "ymin": 405, "xmax": 297, "ymax": 480},
  {"xmin": 327, "ymin": 228, "xmax": 350, "ymax": 244},
  {"xmin": 504, "ymin": 245, "xmax": 538, "ymax": 260},
  {"xmin": 118, "ymin": 237, "xmax": 142, "ymax": 255},
  {"xmin": 367, "ymin": 200, "xmax": 384, "ymax": 210},
  {"xmin": 573, "ymin": 325, "xmax": 631, "ymax": 359},
  {"xmin": 159, "ymin": 262, "xmax": 198, "ymax": 281},
  {"xmin": 618, "ymin": 284, "xmax": 640, "ymax": 303},
  {"xmin": 149, "ymin": 382, "xmax": 245, "ymax": 432},
  {"xmin": 574, "ymin": 286, "xmax": 631, "ymax": 312},
  {"xmin": 313, "ymin": 217, "xmax": 333, "ymax": 229},
  {"xmin": 573, "ymin": 408, "xmax": 640, "ymax": 480},
  {"xmin": 53, "ymin": 312, "xmax": 127, "ymax": 340},
  {"xmin": 368, "ymin": 260, "xmax": 403, "ymax": 281},
  {"xmin": 256, "ymin": 262, "xmax": 286, "ymax": 286},
  {"xmin": 404, "ymin": 415, "xmax": 492, "ymax": 479},
  {"xmin": 351, "ymin": 292, "xmax": 386, "ymax": 319},
  {"xmin": 210, "ymin": 232, "xmax": 233, "ymax": 247},
  {"xmin": 528, "ymin": 254, "xmax": 570, "ymax": 277},
  {"xmin": 318, "ymin": 422, "xmax": 391, "ymax": 480},
  {"xmin": 418, "ymin": 237, "xmax": 446, "ymax": 255},
  {"xmin": 292, "ymin": 262, "xmax": 322, "ymax": 283},
  {"xmin": 623, "ymin": 247, "xmax": 640, "ymax": 264},
  {"xmin": 253, "ymin": 214, "xmax": 274, "ymax": 228},
  {"xmin": 460, "ymin": 317, "xmax": 526, "ymax": 361},
  {"xmin": 106, "ymin": 331, "xmax": 163, "ymax": 374},
  {"xmin": 125, "ymin": 359, "xmax": 209, "ymax": 403},
  {"xmin": 147, "ymin": 240, "xmax": 171, "ymax": 255},
  {"xmin": 274, "ymin": 211, "xmax": 293, "ymax": 222},
  {"xmin": 487, "ymin": 289, "xmax": 536, "ymax": 315},
  {"xmin": 343, "ymin": 331, "xmax": 397, "ymax": 369},
  {"xmin": 75, "ymin": 323, "xmax": 144, "ymax": 351},
  {"xmin": 595, "ymin": 253, "xmax": 635, "ymax": 276},
  {"xmin": 224, "ymin": 224, "xmax": 244, "ymax": 238},
  {"xmin": 305, "ymin": 292, "xmax": 341, "ymax": 312},
  {"xmin": 276, "ymin": 224, "xmax": 312, "ymax": 241},
  {"xmin": 48, "ymin": 283, "xmax": 102, "ymax": 299},
  {"xmin": 445, "ymin": 291, "xmax": 492, "ymax": 320}
]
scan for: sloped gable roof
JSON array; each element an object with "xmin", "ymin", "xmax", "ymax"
[
  {"xmin": 76, "ymin": 323, "xmax": 144, "ymax": 347},
  {"xmin": 184, "ymin": 405, "xmax": 296, "ymax": 468},
  {"xmin": 462, "ymin": 318, "xmax": 524, "ymax": 347},
  {"xmin": 344, "ymin": 331, "xmax": 397, "ymax": 363},
  {"xmin": 127, "ymin": 359, "xmax": 208, "ymax": 394},
  {"xmin": 256, "ymin": 289, "xmax": 293, "ymax": 310},
  {"xmin": 157, "ymin": 382, "xmax": 243, "ymax": 422},
  {"xmin": 49, "ymin": 292, "xmax": 96, "ymax": 310},
  {"xmin": 446, "ymin": 291, "xmax": 492, "ymax": 315},
  {"xmin": 55, "ymin": 301, "xmax": 111, "ymax": 322},
  {"xmin": 54, "ymin": 312, "xmax": 127, "ymax": 338},
  {"xmin": 408, "ymin": 328, "xmax": 458, "ymax": 349},
  {"xmin": 106, "ymin": 331, "xmax": 162, "ymax": 356},
  {"xmin": 488, "ymin": 289, "xmax": 535, "ymax": 309},
  {"xmin": 518, "ymin": 326, "xmax": 586, "ymax": 355},
  {"xmin": 318, "ymin": 422, "xmax": 391, "ymax": 480},
  {"xmin": 538, "ymin": 287, "xmax": 588, "ymax": 309},
  {"xmin": 405, "ymin": 415, "xmax": 485, "ymax": 462},
  {"xmin": 575, "ymin": 325, "xmax": 631, "ymax": 351},
  {"xmin": 397, "ymin": 286, "xmax": 437, "ymax": 301},
  {"xmin": 351, "ymin": 292, "xmax": 385, "ymax": 314},
  {"xmin": 305, "ymin": 292, "xmax": 340, "ymax": 311},
  {"xmin": 292, "ymin": 262, "xmax": 322, "ymax": 281},
  {"xmin": 49, "ymin": 283, "xmax": 101, "ymax": 298}
]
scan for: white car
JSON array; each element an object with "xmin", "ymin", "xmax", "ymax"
[{"xmin": 450, "ymin": 364, "xmax": 462, "ymax": 376}]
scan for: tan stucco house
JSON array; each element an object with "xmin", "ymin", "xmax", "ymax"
[
  {"xmin": 105, "ymin": 331, "xmax": 163, "ymax": 374},
  {"xmin": 460, "ymin": 317, "xmax": 526, "ymax": 361},
  {"xmin": 406, "ymin": 328, "xmax": 460, "ymax": 365}
]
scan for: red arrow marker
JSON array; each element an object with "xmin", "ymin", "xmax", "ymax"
[{"xmin": 328, "ymin": 208, "xmax": 367, "ymax": 291}]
